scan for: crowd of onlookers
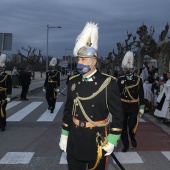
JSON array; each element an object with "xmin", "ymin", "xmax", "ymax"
[{"xmin": 139, "ymin": 67, "xmax": 170, "ymax": 123}]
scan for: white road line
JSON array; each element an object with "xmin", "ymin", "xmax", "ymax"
[
  {"xmin": 0, "ymin": 152, "xmax": 35, "ymax": 164},
  {"xmin": 139, "ymin": 118, "xmax": 145, "ymax": 122},
  {"xmin": 7, "ymin": 102, "xmax": 42, "ymax": 121},
  {"xmin": 59, "ymin": 152, "xmax": 67, "ymax": 164},
  {"xmin": 162, "ymin": 151, "xmax": 170, "ymax": 161},
  {"xmin": 37, "ymin": 102, "xmax": 63, "ymax": 121},
  {"xmin": 6, "ymin": 101, "xmax": 22, "ymax": 110},
  {"xmin": 113, "ymin": 152, "xmax": 143, "ymax": 164},
  {"xmin": 59, "ymin": 152, "xmax": 144, "ymax": 165}
]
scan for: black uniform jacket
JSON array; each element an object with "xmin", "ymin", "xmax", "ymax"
[
  {"xmin": 62, "ymin": 71, "xmax": 123, "ymax": 161},
  {"xmin": 0, "ymin": 72, "xmax": 12, "ymax": 100},
  {"xmin": 117, "ymin": 74, "xmax": 145, "ymax": 113},
  {"xmin": 44, "ymin": 70, "xmax": 60, "ymax": 90}
]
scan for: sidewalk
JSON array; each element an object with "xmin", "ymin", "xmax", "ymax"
[{"xmin": 11, "ymin": 73, "xmax": 67, "ymax": 99}]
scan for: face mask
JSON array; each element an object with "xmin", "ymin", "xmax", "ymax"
[
  {"xmin": 77, "ymin": 59, "xmax": 94, "ymax": 75},
  {"xmin": 125, "ymin": 70, "xmax": 133, "ymax": 76}
]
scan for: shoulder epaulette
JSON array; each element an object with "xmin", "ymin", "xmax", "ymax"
[
  {"xmin": 101, "ymin": 73, "xmax": 116, "ymax": 80},
  {"xmin": 118, "ymin": 75, "xmax": 125, "ymax": 78},
  {"xmin": 69, "ymin": 74, "xmax": 80, "ymax": 80}
]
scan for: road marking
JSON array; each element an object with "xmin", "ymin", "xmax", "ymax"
[
  {"xmin": 6, "ymin": 101, "xmax": 22, "ymax": 110},
  {"xmin": 113, "ymin": 152, "xmax": 143, "ymax": 164},
  {"xmin": 37, "ymin": 102, "xmax": 63, "ymax": 121},
  {"xmin": 0, "ymin": 152, "xmax": 34, "ymax": 164},
  {"xmin": 139, "ymin": 118, "xmax": 145, "ymax": 122},
  {"xmin": 59, "ymin": 152, "xmax": 144, "ymax": 165},
  {"xmin": 7, "ymin": 102, "xmax": 42, "ymax": 121},
  {"xmin": 162, "ymin": 151, "xmax": 170, "ymax": 161},
  {"xmin": 59, "ymin": 152, "xmax": 67, "ymax": 164}
]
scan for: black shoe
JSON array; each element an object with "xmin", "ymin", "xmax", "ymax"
[
  {"xmin": 131, "ymin": 139, "xmax": 137, "ymax": 147},
  {"xmin": 23, "ymin": 98, "xmax": 29, "ymax": 101},
  {"xmin": 50, "ymin": 110, "xmax": 54, "ymax": 113},
  {"xmin": 122, "ymin": 147, "xmax": 129, "ymax": 152}
]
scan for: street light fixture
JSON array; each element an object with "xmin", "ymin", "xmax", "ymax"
[{"xmin": 46, "ymin": 24, "xmax": 62, "ymax": 72}]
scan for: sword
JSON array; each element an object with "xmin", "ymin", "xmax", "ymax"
[
  {"xmin": 98, "ymin": 133, "xmax": 125, "ymax": 170},
  {"xmin": 59, "ymin": 91, "xmax": 66, "ymax": 96},
  {"xmin": 111, "ymin": 152, "xmax": 125, "ymax": 170}
]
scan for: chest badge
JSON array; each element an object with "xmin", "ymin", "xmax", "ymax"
[
  {"xmin": 121, "ymin": 80, "xmax": 124, "ymax": 84},
  {"xmin": 71, "ymin": 83, "xmax": 76, "ymax": 91}
]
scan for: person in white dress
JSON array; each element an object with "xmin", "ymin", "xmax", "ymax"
[{"xmin": 154, "ymin": 72, "xmax": 170, "ymax": 122}]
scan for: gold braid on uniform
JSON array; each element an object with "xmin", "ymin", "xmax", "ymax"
[
  {"xmin": 89, "ymin": 133, "xmax": 103, "ymax": 170},
  {"xmin": 0, "ymin": 99, "xmax": 6, "ymax": 118},
  {"xmin": 123, "ymin": 76, "xmax": 140, "ymax": 100},
  {"xmin": 72, "ymin": 77, "xmax": 112, "ymax": 127},
  {"xmin": 0, "ymin": 75, "xmax": 8, "ymax": 83},
  {"xmin": 72, "ymin": 76, "xmax": 112, "ymax": 170}
]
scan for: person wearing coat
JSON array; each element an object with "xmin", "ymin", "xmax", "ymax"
[
  {"xmin": 0, "ymin": 54, "xmax": 12, "ymax": 131},
  {"xmin": 59, "ymin": 22, "xmax": 123, "ymax": 170},
  {"xmin": 154, "ymin": 71, "xmax": 170, "ymax": 122},
  {"xmin": 43, "ymin": 58, "xmax": 60, "ymax": 113},
  {"xmin": 117, "ymin": 51, "xmax": 145, "ymax": 152}
]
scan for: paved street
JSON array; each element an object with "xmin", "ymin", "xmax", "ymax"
[{"xmin": 0, "ymin": 77, "xmax": 170, "ymax": 170}]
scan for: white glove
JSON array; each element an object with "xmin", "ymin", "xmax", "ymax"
[
  {"xmin": 43, "ymin": 88, "xmax": 46, "ymax": 92},
  {"xmin": 102, "ymin": 142, "xmax": 114, "ymax": 156},
  {"xmin": 55, "ymin": 89, "xmax": 59, "ymax": 92},
  {"xmin": 6, "ymin": 98, "xmax": 11, "ymax": 102},
  {"xmin": 138, "ymin": 109, "xmax": 144, "ymax": 117},
  {"xmin": 59, "ymin": 135, "xmax": 68, "ymax": 152}
]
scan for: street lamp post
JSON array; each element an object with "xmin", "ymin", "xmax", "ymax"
[
  {"xmin": 65, "ymin": 48, "xmax": 73, "ymax": 73},
  {"xmin": 46, "ymin": 24, "xmax": 62, "ymax": 72}
]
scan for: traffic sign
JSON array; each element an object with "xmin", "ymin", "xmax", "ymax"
[{"xmin": 0, "ymin": 33, "xmax": 13, "ymax": 51}]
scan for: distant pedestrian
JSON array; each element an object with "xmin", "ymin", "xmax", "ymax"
[
  {"xmin": 19, "ymin": 67, "xmax": 32, "ymax": 101},
  {"xmin": 0, "ymin": 54, "xmax": 12, "ymax": 132},
  {"xmin": 43, "ymin": 58, "xmax": 60, "ymax": 113},
  {"xmin": 12, "ymin": 66, "xmax": 19, "ymax": 88}
]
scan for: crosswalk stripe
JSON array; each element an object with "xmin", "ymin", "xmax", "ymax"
[
  {"xmin": 113, "ymin": 152, "xmax": 143, "ymax": 164},
  {"xmin": 7, "ymin": 102, "xmax": 42, "ymax": 121},
  {"xmin": 161, "ymin": 151, "xmax": 170, "ymax": 161},
  {"xmin": 37, "ymin": 102, "xmax": 63, "ymax": 121},
  {"xmin": 6, "ymin": 101, "xmax": 22, "ymax": 110},
  {"xmin": 59, "ymin": 152, "xmax": 144, "ymax": 165},
  {"xmin": 0, "ymin": 152, "xmax": 35, "ymax": 164}
]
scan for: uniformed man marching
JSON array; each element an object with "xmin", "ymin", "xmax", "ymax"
[
  {"xmin": 117, "ymin": 51, "xmax": 145, "ymax": 152},
  {"xmin": 43, "ymin": 58, "xmax": 60, "ymax": 113},
  {"xmin": 0, "ymin": 54, "xmax": 12, "ymax": 132},
  {"xmin": 59, "ymin": 22, "xmax": 123, "ymax": 170}
]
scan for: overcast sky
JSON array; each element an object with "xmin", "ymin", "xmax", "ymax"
[{"xmin": 0, "ymin": 0, "xmax": 169, "ymax": 59}]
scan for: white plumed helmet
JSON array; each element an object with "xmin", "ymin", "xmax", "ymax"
[
  {"xmin": 73, "ymin": 21, "xmax": 98, "ymax": 58},
  {"xmin": 49, "ymin": 58, "xmax": 57, "ymax": 66},
  {"xmin": 121, "ymin": 51, "xmax": 134, "ymax": 70},
  {"xmin": 0, "ymin": 54, "xmax": 6, "ymax": 67}
]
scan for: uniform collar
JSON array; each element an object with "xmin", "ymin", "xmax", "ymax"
[{"xmin": 82, "ymin": 69, "xmax": 97, "ymax": 82}]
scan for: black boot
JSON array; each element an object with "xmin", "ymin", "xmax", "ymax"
[
  {"xmin": 122, "ymin": 147, "xmax": 129, "ymax": 152},
  {"xmin": 131, "ymin": 138, "xmax": 137, "ymax": 147}
]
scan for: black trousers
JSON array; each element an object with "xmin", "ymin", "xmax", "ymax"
[
  {"xmin": 121, "ymin": 110, "xmax": 137, "ymax": 148},
  {"xmin": 67, "ymin": 155, "xmax": 107, "ymax": 170},
  {"xmin": 20, "ymin": 84, "xmax": 29, "ymax": 99},
  {"xmin": 0, "ymin": 100, "xmax": 7, "ymax": 130},
  {"xmin": 46, "ymin": 89, "xmax": 57, "ymax": 111}
]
